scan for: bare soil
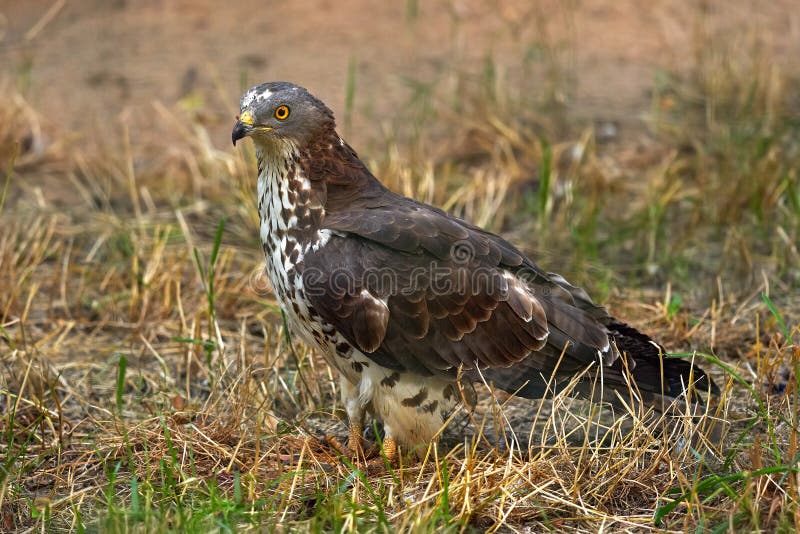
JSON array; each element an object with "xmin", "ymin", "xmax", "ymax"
[{"xmin": 2, "ymin": 0, "xmax": 798, "ymax": 152}]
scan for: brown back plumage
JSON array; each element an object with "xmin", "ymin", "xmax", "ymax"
[{"xmin": 291, "ymin": 127, "xmax": 716, "ymax": 405}]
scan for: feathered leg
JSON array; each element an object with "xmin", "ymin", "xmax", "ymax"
[{"xmin": 325, "ymin": 375, "xmax": 370, "ymax": 458}]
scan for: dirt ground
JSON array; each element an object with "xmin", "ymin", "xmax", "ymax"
[{"xmin": 2, "ymin": 0, "xmax": 799, "ymax": 153}]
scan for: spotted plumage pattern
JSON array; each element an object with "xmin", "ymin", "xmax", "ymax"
[{"xmin": 232, "ymin": 82, "xmax": 717, "ymax": 456}]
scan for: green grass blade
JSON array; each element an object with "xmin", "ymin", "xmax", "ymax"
[
  {"xmin": 344, "ymin": 56, "xmax": 357, "ymax": 135},
  {"xmin": 762, "ymin": 292, "xmax": 793, "ymax": 346},
  {"xmin": 116, "ymin": 354, "xmax": 128, "ymax": 413},
  {"xmin": 0, "ymin": 142, "xmax": 16, "ymax": 217},
  {"xmin": 538, "ymin": 137, "xmax": 552, "ymax": 223}
]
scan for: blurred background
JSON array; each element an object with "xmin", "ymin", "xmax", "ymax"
[
  {"xmin": 3, "ymin": 1, "xmax": 796, "ymax": 145},
  {"xmin": 4, "ymin": 0, "xmax": 799, "ymax": 300},
  {"xmin": 3, "ymin": 0, "xmax": 798, "ymax": 269}
]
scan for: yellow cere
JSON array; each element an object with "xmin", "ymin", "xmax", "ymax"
[{"xmin": 239, "ymin": 110, "xmax": 255, "ymax": 125}]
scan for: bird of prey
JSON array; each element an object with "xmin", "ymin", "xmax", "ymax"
[{"xmin": 232, "ymin": 82, "xmax": 716, "ymax": 462}]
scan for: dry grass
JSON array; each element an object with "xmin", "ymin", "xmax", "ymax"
[{"xmin": 2, "ymin": 14, "xmax": 800, "ymax": 532}]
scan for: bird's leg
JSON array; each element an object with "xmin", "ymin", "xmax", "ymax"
[
  {"xmin": 330, "ymin": 376, "xmax": 368, "ymax": 458},
  {"xmin": 348, "ymin": 421, "xmax": 365, "ymax": 456},
  {"xmin": 342, "ymin": 376, "xmax": 368, "ymax": 456},
  {"xmin": 382, "ymin": 436, "xmax": 398, "ymax": 465},
  {"xmin": 380, "ymin": 423, "xmax": 399, "ymax": 466}
]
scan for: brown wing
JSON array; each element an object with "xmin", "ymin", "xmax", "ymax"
[
  {"xmin": 299, "ymin": 143, "xmax": 715, "ymax": 400},
  {"xmin": 302, "ymin": 234, "xmax": 549, "ymax": 375},
  {"xmin": 301, "ymin": 195, "xmax": 617, "ymax": 377}
]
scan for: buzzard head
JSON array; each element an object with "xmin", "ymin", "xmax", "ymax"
[{"xmin": 232, "ymin": 82, "xmax": 335, "ymax": 147}]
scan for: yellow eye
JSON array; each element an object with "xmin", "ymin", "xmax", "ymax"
[{"xmin": 274, "ymin": 105, "xmax": 290, "ymax": 120}]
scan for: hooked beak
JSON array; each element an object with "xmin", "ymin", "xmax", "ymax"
[
  {"xmin": 231, "ymin": 110, "xmax": 255, "ymax": 146},
  {"xmin": 231, "ymin": 121, "xmax": 250, "ymax": 146}
]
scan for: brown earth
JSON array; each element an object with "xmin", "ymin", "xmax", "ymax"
[{"xmin": 2, "ymin": 0, "xmax": 798, "ymax": 153}]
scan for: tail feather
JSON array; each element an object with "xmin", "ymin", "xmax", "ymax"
[
  {"xmin": 476, "ymin": 320, "xmax": 718, "ymax": 408},
  {"xmin": 608, "ymin": 321, "xmax": 718, "ymax": 399}
]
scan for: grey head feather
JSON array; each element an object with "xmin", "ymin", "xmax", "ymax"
[{"xmin": 239, "ymin": 82, "xmax": 335, "ymax": 146}]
